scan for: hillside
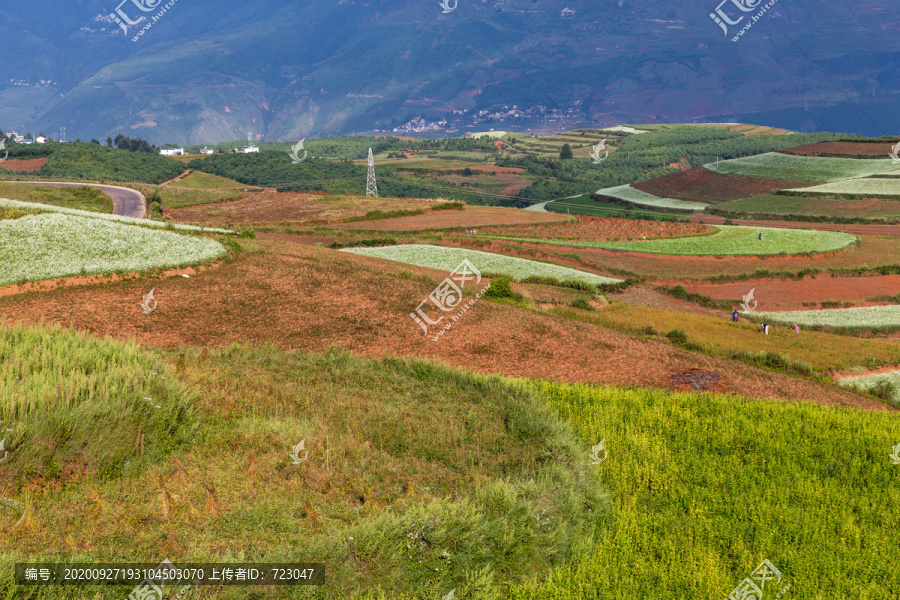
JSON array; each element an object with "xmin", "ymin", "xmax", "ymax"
[{"xmin": 2, "ymin": 1, "xmax": 900, "ymax": 143}]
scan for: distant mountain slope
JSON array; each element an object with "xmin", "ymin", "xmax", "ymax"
[{"xmin": 1, "ymin": 0, "xmax": 900, "ymax": 144}]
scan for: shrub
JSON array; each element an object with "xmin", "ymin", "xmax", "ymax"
[
  {"xmin": 666, "ymin": 329, "xmax": 688, "ymax": 345},
  {"xmin": 570, "ymin": 297, "xmax": 594, "ymax": 311},
  {"xmin": 483, "ymin": 277, "xmax": 522, "ymax": 301}
]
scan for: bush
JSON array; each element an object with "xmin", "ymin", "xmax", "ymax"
[
  {"xmin": 483, "ymin": 277, "xmax": 522, "ymax": 301},
  {"xmin": 869, "ymin": 379, "xmax": 897, "ymax": 402},
  {"xmin": 570, "ymin": 297, "xmax": 594, "ymax": 311},
  {"xmin": 666, "ymin": 329, "xmax": 688, "ymax": 345},
  {"xmin": 639, "ymin": 325, "xmax": 657, "ymax": 335}
]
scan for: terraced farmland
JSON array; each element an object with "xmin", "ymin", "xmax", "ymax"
[
  {"xmin": 705, "ymin": 152, "xmax": 900, "ymax": 182},
  {"xmin": 630, "ymin": 167, "xmax": 813, "ymax": 203},
  {"xmin": 785, "ymin": 177, "xmax": 900, "ymax": 197},
  {"xmin": 344, "ymin": 244, "xmax": 620, "ymax": 284},
  {"xmin": 0, "ymin": 213, "xmax": 226, "ymax": 285},
  {"xmin": 593, "ymin": 184, "xmax": 707, "ymax": 211},
  {"xmin": 756, "ymin": 305, "xmax": 900, "ymax": 328},
  {"xmin": 490, "ymin": 225, "xmax": 857, "ymax": 256},
  {"xmin": 714, "ymin": 194, "xmax": 900, "ymax": 220}
]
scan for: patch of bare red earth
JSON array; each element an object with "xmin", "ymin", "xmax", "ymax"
[
  {"xmin": 0, "ymin": 157, "xmax": 48, "ymax": 173},
  {"xmin": 631, "ymin": 166, "xmax": 816, "ymax": 203},
  {"xmin": 0, "ymin": 240, "xmax": 883, "ymax": 410},
  {"xmin": 333, "ymin": 206, "xmax": 569, "ymax": 231},
  {"xmin": 780, "ymin": 142, "xmax": 894, "ymax": 157},
  {"xmin": 480, "ymin": 215, "xmax": 709, "ymax": 240},
  {"xmin": 167, "ymin": 191, "xmax": 445, "ymax": 227},
  {"xmin": 678, "ymin": 274, "xmax": 900, "ymax": 310}
]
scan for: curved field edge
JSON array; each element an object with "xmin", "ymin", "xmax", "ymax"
[
  {"xmin": 756, "ymin": 304, "xmax": 900, "ymax": 328},
  {"xmin": 0, "ymin": 213, "xmax": 227, "ymax": 286},
  {"xmin": 1, "ymin": 336, "xmax": 897, "ymax": 598},
  {"xmin": 343, "ymin": 244, "xmax": 621, "ymax": 284},
  {"xmin": 704, "ymin": 152, "xmax": 900, "ymax": 182},
  {"xmin": 484, "ymin": 226, "xmax": 857, "ymax": 257},
  {"xmin": 593, "ymin": 184, "xmax": 707, "ymax": 211},
  {"xmin": 0, "ymin": 197, "xmax": 232, "ymax": 234}
]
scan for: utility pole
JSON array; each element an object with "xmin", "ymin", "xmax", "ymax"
[{"xmin": 365, "ymin": 148, "xmax": 378, "ymax": 197}]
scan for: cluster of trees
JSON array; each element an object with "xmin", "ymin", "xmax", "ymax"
[
  {"xmin": 107, "ymin": 134, "xmax": 156, "ymax": 153},
  {"xmin": 504, "ymin": 127, "xmax": 860, "ymax": 201},
  {"xmin": 187, "ymin": 153, "xmax": 504, "ymax": 205},
  {"xmin": 36, "ymin": 143, "xmax": 185, "ymax": 184}
]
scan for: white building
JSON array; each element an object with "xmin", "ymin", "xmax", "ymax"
[
  {"xmin": 241, "ymin": 144, "xmax": 260, "ymax": 154},
  {"xmin": 160, "ymin": 147, "xmax": 185, "ymax": 156},
  {"xmin": 34, "ymin": 136, "xmax": 47, "ymax": 144},
  {"xmin": 200, "ymin": 147, "xmax": 215, "ymax": 155}
]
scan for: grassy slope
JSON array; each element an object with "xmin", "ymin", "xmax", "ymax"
[
  {"xmin": 0, "ymin": 183, "xmax": 113, "ymax": 213},
  {"xmin": 545, "ymin": 195, "xmax": 684, "ymax": 221},
  {"xmin": 0, "ymin": 328, "xmax": 605, "ymax": 599},
  {"xmin": 172, "ymin": 171, "xmax": 252, "ymax": 190},
  {"xmin": 1, "ymin": 326, "xmax": 897, "ymax": 598}
]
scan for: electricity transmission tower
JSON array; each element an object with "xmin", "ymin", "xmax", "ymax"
[{"xmin": 365, "ymin": 147, "xmax": 378, "ymax": 197}]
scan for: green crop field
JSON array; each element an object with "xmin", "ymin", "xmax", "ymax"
[
  {"xmin": 785, "ymin": 177, "xmax": 900, "ymax": 197},
  {"xmin": 705, "ymin": 152, "xmax": 900, "ymax": 182},
  {"xmin": 344, "ymin": 244, "xmax": 620, "ymax": 285},
  {"xmin": 0, "ymin": 213, "xmax": 226, "ymax": 285},
  {"xmin": 715, "ymin": 194, "xmax": 900, "ymax": 219},
  {"xmin": 490, "ymin": 226, "xmax": 857, "ymax": 256},
  {"xmin": 839, "ymin": 370, "xmax": 900, "ymax": 404},
  {"xmin": 545, "ymin": 194, "xmax": 686, "ymax": 220},
  {"xmin": 756, "ymin": 305, "xmax": 900, "ymax": 328},
  {"xmin": 2, "ymin": 328, "xmax": 897, "ymax": 598},
  {"xmin": 0, "ymin": 183, "xmax": 113, "ymax": 213},
  {"xmin": 171, "ymin": 171, "xmax": 251, "ymax": 190},
  {"xmin": 594, "ymin": 184, "xmax": 707, "ymax": 211}
]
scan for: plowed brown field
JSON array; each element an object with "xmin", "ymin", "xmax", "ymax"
[
  {"xmin": 679, "ymin": 274, "xmax": 900, "ymax": 309},
  {"xmin": 0, "ymin": 157, "xmax": 48, "ymax": 173},
  {"xmin": 631, "ymin": 167, "xmax": 814, "ymax": 203},
  {"xmin": 480, "ymin": 215, "xmax": 710, "ymax": 240},
  {"xmin": 0, "ymin": 239, "xmax": 880, "ymax": 409},
  {"xmin": 333, "ymin": 206, "xmax": 569, "ymax": 231},
  {"xmin": 780, "ymin": 142, "xmax": 894, "ymax": 157},
  {"xmin": 167, "ymin": 191, "xmax": 446, "ymax": 227}
]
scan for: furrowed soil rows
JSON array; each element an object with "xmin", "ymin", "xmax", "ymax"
[
  {"xmin": 0, "ymin": 238, "xmax": 880, "ymax": 409},
  {"xmin": 780, "ymin": 142, "xmax": 895, "ymax": 157},
  {"xmin": 0, "ymin": 157, "xmax": 48, "ymax": 173},
  {"xmin": 333, "ymin": 206, "xmax": 569, "ymax": 231},
  {"xmin": 481, "ymin": 215, "xmax": 710, "ymax": 240},
  {"xmin": 631, "ymin": 167, "xmax": 816, "ymax": 203}
]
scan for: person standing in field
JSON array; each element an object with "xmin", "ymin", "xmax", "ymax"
[
  {"xmin": 765, "ymin": 323, "xmax": 770, "ymax": 335},
  {"xmin": 732, "ymin": 309, "xmax": 740, "ymax": 322},
  {"xmin": 795, "ymin": 323, "xmax": 800, "ymax": 333},
  {"xmin": 758, "ymin": 232, "xmax": 762, "ymax": 240}
]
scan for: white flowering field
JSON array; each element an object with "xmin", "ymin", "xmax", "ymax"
[
  {"xmin": 490, "ymin": 226, "xmax": 855, "ymax": 256},
  {"xmin": 704, "ymin": 152, "xmax": 900, "ymax": 182},
  {"xmin": 344, "ymin": 244, "xmax": 621, "ymax": 285},
  {"xmin": 0, "ymin": 198, "xmax": 231, "ymax": 233},
  {"xmin": 0, "ymin": 213, "xmax": 226, "ymax": 286},
  {"xmin": 785, "ymin": 177, "xmax": 900, "ymax": 197},
  {"xmin": 756, "ymin": 305, "xmax": 900, "ymax": 328},
  {"xmin": 838, "ymin": 370, "xmax": 900, "ymax": 404},
  {"xmin": 594, "ymin": 184, "xmax": 707, "ymax": 211}
]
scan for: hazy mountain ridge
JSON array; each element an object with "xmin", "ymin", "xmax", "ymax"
[{"xmin": 1, "ymin": 0, "xmax": 899, "ymax": 144}]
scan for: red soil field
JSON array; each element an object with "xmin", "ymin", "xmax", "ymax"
[
  {"xmin": 679, "ymin": 274, "xmax": 900, "ymax": 310},
  {"xmin": 334, "ymin": 206, "xmax": 569, "ymax": 231},
  {"xmin": 167, "ymin": 191, "xmax": 447, "ymax": 227},
  {"xmin": 0, "ymin": 157, "xmax": 48, "ymax": 173},
  {"xmin": 779, "ymin": 141, "xmax": 894, "ymax": 157},
  {"xmin": 686, "ymin": 212, "xmax": 900, "ymax": 237},
  {"xmin": 631, "ymin": 167, "xmax": 814, "ymax": 203},
  {"xmin": 0, "ymin": 239, "xmax": 880, "ymax": 409},
  {"xmin": 480, "ymin": 215, "xmax": 710, "ymax": 240}
]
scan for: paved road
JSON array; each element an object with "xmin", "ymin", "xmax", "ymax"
[{"xmin": 2, "ymin": 181, "xmax": 146, "ymax": 219}]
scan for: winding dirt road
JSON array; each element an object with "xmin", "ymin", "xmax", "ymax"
[{"xmin": 2, "ymin": 181, "xmax": 146, "ymax": 219}]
